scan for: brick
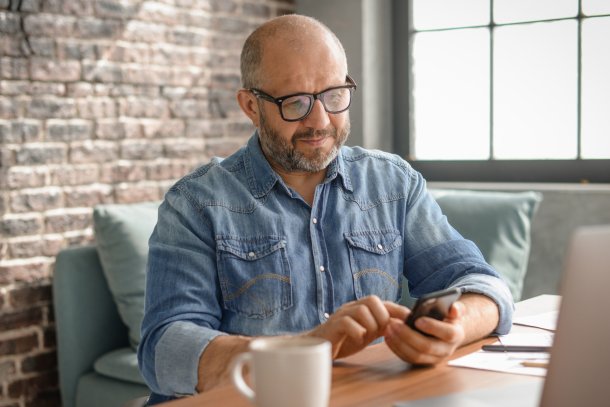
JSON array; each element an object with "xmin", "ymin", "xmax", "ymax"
[
  {"xmin": 25, "ymin": 388, "xmax": 62, "ymax": 407},
  {"xmin": 21, "ymin": 350, "xmax": 57, "ymax": 373},
  {"xmin": 10, "ymin": 187, "xmax": 64, "ymax": 213},
  {"xmin": 7, "ymin": 370, "xmax": 58, "ymax": 399},
  {"xmin": 56, "ymin": 39, "xmax": 98, "ymax": 60},
  {"xmin": 23, "ymin": 13, "xmax": 75, "ymax": 37},
  {"xmin": 0, "ymin": 96, "xmax": 20, "ymax": 118},
  {"xmin": 120, "ymin": 140, "xmax": 163, "ymax": 160},
  {"xmin": 26, "ymin": 82, "xmax": 66, "ymax": 96},
  {"xmin": 76, "ymin": 97, "xmax": 117, "ymax": 118},
  {"xmin": 114, "ymin": 182, "xmax": 160, "ymax": 203},
  {"xmin": 209, "ymin": 89, "xmax": 242, "ymax": 118},
  {"xmin": 8, "ymin": 237, "xmax": 44, "ymax": 258},
  {"xmin": 0, "ymin": 214, "xmax": 44, "ymax": 237},
  {"xmin": 16, "ymin": 144, "xmax": 67, "ymax": 165},
  {"xmin": 122, "ymin": 64, "xmax": 170, "ymax": 86},
  {"xmin": 96, "ymin": 118, "xmax": 143, "ymax": 139},
  {"xmin": 150, "ymin": 44, "xmax": 192, "ymax": 66},
  {"xmin": 66, "ymin": 82, "xmax": 93, "ymax": 97},
  {"xmin": 75, "ymin": 17, "xmax": 121, "ymax": 39},
  {"xmin": 0, "ymin": 359, "xmax": 17, "ymax": 380},
  {"xmin": 64, "ymin": 231, "xmax": 94, "ymax": 248},
  {"xmin": 63, "ymin": 184, "xmax": 113, "ymax": 208},
  {"xmin": 107, "ymin": 42, "xmax": 149, "ymax": 64},
  {"xmin": 95, "ymin": 0, "xmax": 139, "ymax": 19},
  {"xmin": 139, "ymin": 1, "xmax": 179, "ymax": 24},
  {"xmin": 0, "ymin": 332, "xmax": 38, "ymax": 356},
  {"xmin": 70, "ymin": 140, "xmax": 118, "ymax": 163},
  {"xmin": 170, "ymin": 99, "xmax": 208, "ymax": 119},
  {"xmin": 227, "ymin": 121, "xmax": 255, "ymax": 139},
  {"xmin": 167, "ymin": 66, "xmax": 202, "ymax": 87},
  {"xmin": 6, "ymin": 166, "xmax": 49, "ymax": 189},
  {"xmin": 164, "ymin": 139, "xmax": 205, "ymax": 159},
  {"xmin": 1, "ymin": 57, "xmax": 29, "ymax": 80},
  {"xmin": 145, "ymin": 160, "xmax": 184, "ymax": 181},
  {"xmin": 82, "ymin": 60, "xmax": 122, "ymax": 83},
  {"xmin": 28, "ymin": 37, "xmax": 56, "ymax": 58},
  {"xmin": 141, "ymin": 119, "xmax": 185, "ymax": 139},
  {"xmin": 9, "ymin": 283, "xmax": 52, "ymax": 309},
  {"xmin": 0, "ymin": 11, "xmax": 20, "ymax": 34},
  {"xmin": 20, "ymin": 0, "xmax": 42, "ymax": 12},
  {"xmin": 42, "ymin": 235, "xmax": 64, "ymax": 256},
  {"xmin": 0, "ymin": 306, "xmax": 44, "ymax": 330},
  {"xmin": 12, "ymin": 120, "xmax": 43, "ymax": 143},
  {"xmin": 123, "ymin": 21, "xmax": 166, "ymax": 43},
  {"xmin": 42, "ymin": 325, "xmax": 56, "ymax": 349},
  {"xmin": 26, "ymin": 97, "xmax": 77, "ymax": 119},
  {"xmin": 44, "ymin": 209, "xmax": 91, "ymax": 233},
  {"xmin": 42, "ymin": 0, "xmax": 94, "ymax": 15},
  {"xmin": 46, "ymin": 119, "xmax": 92, "ymax": 142},
  {"xmin": 183, "ymin": 10, "xmax": 213, "ymax": 28},
  {"xmin": 49, "ymin": 164, "xmax": 98, "ymax": 186},
  {"xmin": 205, "ymin": 137, "xmax": 244, "ymax": 158},
  {"xmin": 242, "ymin": 2, "xmax": 272, "ymax": 18},
  {"xmin": 167, "ymin": 27, "xmax": 210, "ymax": 47},
  {"xmin": 100, "ymin": 161, "xmax": 146, "ymax": 183},
  {"xmin": 0, "ymin": 33, "xmax": 23, "ymax": 57},
  {"xmin": 0, "ymin": 145, "xmax": 16, "ymax": 166},
  {"xmin": 118, "ymin": 97, "xmax": 168, "ymax": 118},
  {"xmin": 30, "ymin": 58, "xmax": 81, "ymax": 82}
]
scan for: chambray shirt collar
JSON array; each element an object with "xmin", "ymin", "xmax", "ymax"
[{"xmin": 244, "ymin": 132, "xmax": 353, "ymax": 198}]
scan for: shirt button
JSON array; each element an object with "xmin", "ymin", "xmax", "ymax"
[
  {"xmin": 323, "ymin": 312, "xmax": 330, "ymax": 319},
  {"xmin": 312, "ymin": 218, "xmax": 318, "ymax": 224},
  {"xmin": 377, "ymin": 244, "xmax": 383, "ymax": 250},
  {"xmin": 248, "ymin": 252, "xmax": 255, "ymax": 258},
  {"xmin": 319, "ymin": 266, "xmax": 325, "ymax": 272}
]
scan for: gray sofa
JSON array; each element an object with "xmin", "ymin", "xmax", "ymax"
[{"xmin": 52, "ymin": 183, "xmax": 610, "ymax": 407}]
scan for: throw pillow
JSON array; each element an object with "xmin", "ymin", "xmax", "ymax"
[
  {"xmin": 430, "ymin": 189, "xmax": 542, "ymax": 301},
  {"xmin": 93, "ymin": 201, "xmax": 160, "ymax": 348}
]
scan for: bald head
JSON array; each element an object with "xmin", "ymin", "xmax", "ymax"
[{"xmin": 240, "ymin": 14, "xmax": 348, "ymax": 89}]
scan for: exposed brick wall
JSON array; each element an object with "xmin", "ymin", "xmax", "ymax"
[{"xmin": 0, "ymin": 0, "xmax": 295, "ymax": 405}]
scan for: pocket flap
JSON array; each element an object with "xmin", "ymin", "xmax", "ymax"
[
  {"xmin": 216, "ymin": 236, "xmax": 287, "ymax": 261},
  {"xmin": 345, "ymin": 230, "xmax": 402, "ymax": 254}
]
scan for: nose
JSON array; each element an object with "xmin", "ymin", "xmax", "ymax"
[{"xmin": 301, "ymin": 99, "xmax": 330, "ymax": 130}]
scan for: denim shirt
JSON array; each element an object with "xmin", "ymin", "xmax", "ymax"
[{"xmin": 138, "ymin": 133, "xmax": 513, "ymax": 396}]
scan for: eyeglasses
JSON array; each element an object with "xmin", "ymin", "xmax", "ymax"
[{"xmin": 248, "ymin": 75, "xmax": 357, "ymax": 122}]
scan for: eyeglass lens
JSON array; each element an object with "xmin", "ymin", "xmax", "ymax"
[{"xmin": 282, "ymin": 88, "xmax": 352, "ymax": 120}]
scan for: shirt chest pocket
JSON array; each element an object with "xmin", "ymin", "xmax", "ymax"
[
  {"xmin": 216, "ymin": 236, "xmax": 293, "ymax": 319},
  {"xmin": 345, "ymin": 229, "xmax": 403, "ymax": 302}
]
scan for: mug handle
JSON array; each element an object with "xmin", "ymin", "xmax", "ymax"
[{"xmin": 230, "ymin": 352, "xmax": 255, "ymax": 402}]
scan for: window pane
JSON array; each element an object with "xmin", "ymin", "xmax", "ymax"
[
  {"xmin": 412, "ymin": 29, "xmax": 490, "ymax": 160},
  {"xmin": 494, "ymin": 0, "xmax": 578, "ymax": 24},
  {"xmin": 583, "ymin": 0, "xmax": 610, "ymax": 16},
  {"xmin": 413, "ymin": 0, "xmax": 489, "ymax": 30},
  {"xmin": 494, "ymin": 21, "xmax": 578, "ymax": 159},
  {"xmin": 582, "ymin": 17, "xmax": 610, "ymax": 159}
]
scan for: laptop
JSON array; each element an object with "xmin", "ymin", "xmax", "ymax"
[{"xmin": 396, "ymin": 225, "xmax": 610, "ymax": 407}]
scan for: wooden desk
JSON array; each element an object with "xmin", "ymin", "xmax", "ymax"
[{"xmin": 165, "ymin": 295, "xmax": 559, "ymax": 407}]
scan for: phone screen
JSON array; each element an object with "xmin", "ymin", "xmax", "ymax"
[{"xmin": 405, "ymin": 287, "xmax": 462, "ymax": 334}]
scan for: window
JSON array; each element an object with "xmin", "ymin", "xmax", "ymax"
[{"xmin": 399, "ymin": 0, "xmax": 610, "ymax": 182}]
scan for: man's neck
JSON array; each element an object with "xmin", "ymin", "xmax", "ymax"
[{"xmin": 269, "ymin": 161, "xmax": 326, "ymax": 206}]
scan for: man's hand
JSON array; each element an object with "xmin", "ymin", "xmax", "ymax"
[
  {"xmin": 383, "ymin": 293, "xmax": 499, "ymax": 365},
  {"xmin": 304, "ymin": 295, "xmax": 407, "ymax": 359}
]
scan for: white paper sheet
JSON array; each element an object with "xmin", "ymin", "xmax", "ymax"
[{"xmin": 513, "ymin": 311, "xmax": 559, "ymax": 331}]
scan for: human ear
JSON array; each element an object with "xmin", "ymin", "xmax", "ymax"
[{"xmin": 237, "ymin": 89, "xmax": 260, "ymax": 127}]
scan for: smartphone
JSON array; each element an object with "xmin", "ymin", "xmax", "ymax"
[{"xmin": 405, "ymin": 287, "xmax": 463, "ymax": 334}]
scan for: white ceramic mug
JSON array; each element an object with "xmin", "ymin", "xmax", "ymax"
[{"xmin": 230, "ymin": 336, "xmax": 332, "ymax": 407}]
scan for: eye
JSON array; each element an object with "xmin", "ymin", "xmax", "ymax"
[{"xmin": 282, "ymin": 95, "xmax": 311, "ymax": 117}]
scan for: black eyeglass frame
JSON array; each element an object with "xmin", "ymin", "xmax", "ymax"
[{"xmin": 248, "ymin": 75, "xmax": 357, "ymax": 122}]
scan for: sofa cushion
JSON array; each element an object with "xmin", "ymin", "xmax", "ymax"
[
  {"xmin": 93, "ymin": 202, "xmax": 160, "ymax": 348},
  {"xmin": 430, "ymin": 189, "xmax": 542, "ymax": 301},
  {"xmin": 94, "ymin": 347, "xmax": 147, "ymax": 385}
]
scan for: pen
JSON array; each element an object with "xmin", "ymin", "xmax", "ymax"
[{"xmin": 482, "ymin": 345, "xmax": 552, "ymax": 352}]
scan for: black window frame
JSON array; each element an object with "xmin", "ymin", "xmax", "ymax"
[{"xmin": 391, "ymin": 0, "xmax": 610, "ymax": 183}]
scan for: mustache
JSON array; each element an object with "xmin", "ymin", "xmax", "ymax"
[{"xmin": 292, "ymin": 127, "xmax": 337, "ymax": 141}]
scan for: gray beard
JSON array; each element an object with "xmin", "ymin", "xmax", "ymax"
[{"xmin": 258, "ymin": 110, "xmax": 350, "ymax": 173}]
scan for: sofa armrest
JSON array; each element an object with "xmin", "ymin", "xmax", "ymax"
[{"xmin": 53, "ymin": 245, "xmax": 130, "ymax": 407}]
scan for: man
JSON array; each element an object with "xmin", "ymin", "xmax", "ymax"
[{"xmin": 138, "ymin": 14, "xmax": 513, "ymax": 404}]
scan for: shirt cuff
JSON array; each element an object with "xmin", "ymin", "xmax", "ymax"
[
  {"xmin": 154, "ymin": 321, "xmax": 227, "ymax": 396},
  {"xmin": 451, "ymin": 274, "xmax": 515, "ymax": 335}
]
